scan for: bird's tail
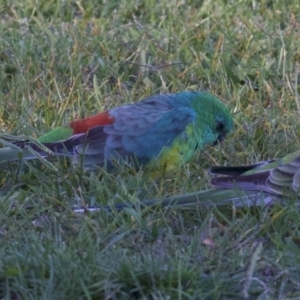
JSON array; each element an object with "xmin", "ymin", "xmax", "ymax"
[
  {"xmin": 0, "ymin": 146, "xmax": 36, "ymax": 163},
  {"xmin": 73, "ymin": 188, "xmax": 280, "ymax": 213},
  {"xmin": 0, "ymin": 136, "xmax": 73, "ymax": 164}
]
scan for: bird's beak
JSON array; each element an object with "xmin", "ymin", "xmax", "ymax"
[{"xmin": 212, "ymin": 132, "xmax": 228, "ymax": 146}]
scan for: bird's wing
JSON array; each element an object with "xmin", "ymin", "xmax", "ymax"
[
  {"xmin": 72, "ymin": 99, "xmax": 197, "ymax": 169},
  {"xmin": 210, "ymin": 150, "xmax": 300, "ymax": 195}
]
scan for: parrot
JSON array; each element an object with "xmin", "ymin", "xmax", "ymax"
[
  {"xmin": 74, "ymin": 152, "xmax": 300, "ymax": 212},
  {"xmin": 0, "ymin": 91, "xmax": 234, "ymax": 173}
]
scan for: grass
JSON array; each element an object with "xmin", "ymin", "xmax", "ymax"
[{"xmin": 1, "ymin": 0, "xmax": 300, "ymax": 298}]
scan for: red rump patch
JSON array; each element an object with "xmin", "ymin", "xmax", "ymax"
[{"xmin": 70, "ymin": 111, "xmax": 115, "ymax": 134}]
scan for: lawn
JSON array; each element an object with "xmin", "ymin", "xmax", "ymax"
[{"xmin": 1, "ymin": 0, "xmax": 300, "ymax": 298}]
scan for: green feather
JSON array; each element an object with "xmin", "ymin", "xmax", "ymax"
[{"xmin": 37, "ymin": 126, "xmax": 73, "ymax": 143}]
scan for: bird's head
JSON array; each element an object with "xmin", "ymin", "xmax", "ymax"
[{"xmin": 193, "ymin": 92, "xmax": 234, "ymax": 146}]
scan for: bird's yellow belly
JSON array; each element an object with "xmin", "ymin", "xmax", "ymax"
[{"xmin": 147, "ymin": 139, "xmax": 195, "ymax": 175}]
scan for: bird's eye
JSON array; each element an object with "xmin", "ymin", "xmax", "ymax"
[{"xmin": 215, "ymin": 121, "xmax": 225, "ymax": 131}]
